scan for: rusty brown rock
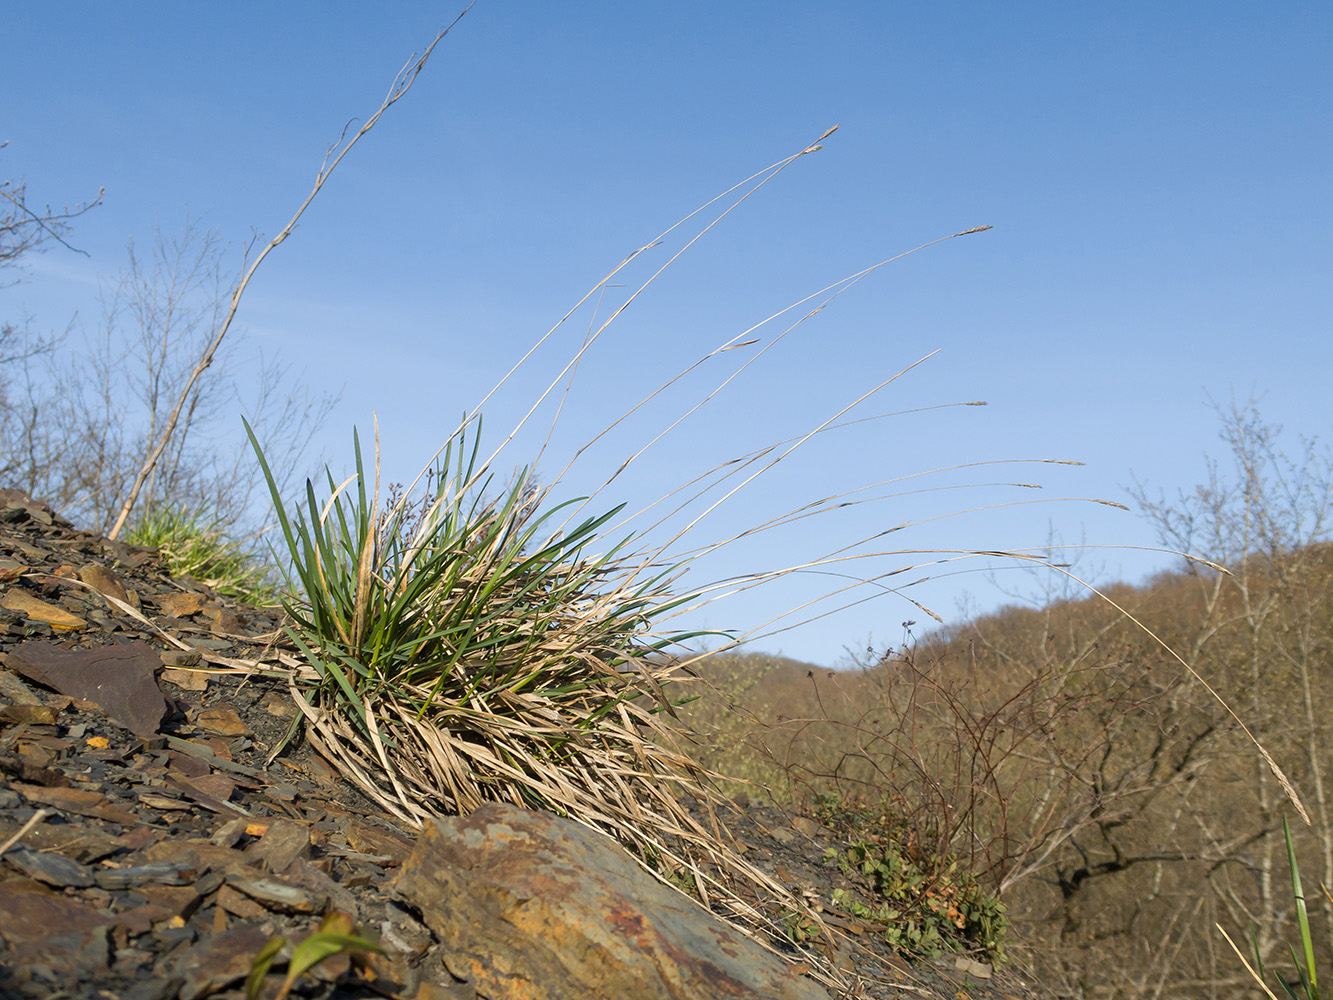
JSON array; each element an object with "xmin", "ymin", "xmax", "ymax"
[
  {"xmin": 245, "ymin": 817, "xmax": 312, "ymax": 873},
  {"xmin": 168, "ymin": 921, "xmax": 271, "ymax": 1000},
  {"xmin": 170, "ymin": 771, "xmax": 239, "ymax": 807},
  {"xmin": 152, "ymin": 592, "xmax": 209, "ymax": 618},
  {"xmin": 195, "ymin": 706, "xmax": 254, "ymax": 737},
  {"xmin": 0, "ymin": 589, "xmax": 87, "ymax": 630},
  {"xmin": 345, "ymin": 819, "xmax": 415, "ymax": 865},
  {"xmin": 215, "ymin": 882, "xmax": 267, "ymax": 919},
  {"xmin": 112, "ymin": 902, "xmax": 174, "ymax": 935},
  {"xmin": 138, "ymin": 883, "xmax": 204, "ymax": 920},
  {"xmin": 141, "ymin": 835, "xmax": 261, "ymax": 878},
  {"xmin": 160, "ymin": 665, "xmax": 209, "ymax": 690},
  {"xmin": 12, "ymin": 781, "xmax": 141, "ymax": 826},
  {"xmin": 5, "ymin": 641, "xmax": 171, "ymax": 737},
  {"xmin": 0, "ymin": 703, "xmax": 57, "ymax": 724},
  {"xmin": 77, "ymin": 563, "xmax": 130, "ymax": 604},
  {"xmin": 395, "ymin": 803, "xmax": 829, "ymax": 1000}
]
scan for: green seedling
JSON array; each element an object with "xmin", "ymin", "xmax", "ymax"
[
  {"xmin": 817, "ymin": 793, "xmax": 1007, "ymax": 963},
  {"xmin": 246, "ymin": 910, "xmax": 381, "ymax": 1000}
]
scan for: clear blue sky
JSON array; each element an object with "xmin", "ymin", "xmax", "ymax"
[{"xmin": 5, "ymin": 3, "xmax": 1330, "ymax": 665}]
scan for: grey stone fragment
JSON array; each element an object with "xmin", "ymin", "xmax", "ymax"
[
  {"xmin": 94, "ymin": 861, "xmax": 194, "ymax": 889},
  {"xmin": 3, "ymin": 844, "xmax": 95, "ymax": 887},
  {"xmin": 225, "ymin": 872, "xmax": 325, "ymax": 913}
]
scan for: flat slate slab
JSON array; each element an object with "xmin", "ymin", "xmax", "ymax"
[{"xmin": 7, "ymin": 641, "xmax": 171, "ymax": 737}]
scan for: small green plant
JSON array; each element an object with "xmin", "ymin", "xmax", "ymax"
[
  {"xmin": 246, "ymin": 910, "xmax": 380, "ymax": 1000},
  {"xmin": 779, "ymin": 906, "xmax": 824, "ymax": 944},
  {"xmin": 815, "ymin": 793, "xmax": 1007, "ymax": 962},
  {"xmin": 125, "ymin": 503, "xmax": 279, "ymax": 605},
  {"xmin": 1221, "ymin": 816, "xmax": 1326, "ymax": 1000}
]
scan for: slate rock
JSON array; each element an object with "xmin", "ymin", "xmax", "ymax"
[
  {"xmin": 394, "ymin": 803, "xmax": 829, "ymax": 1000},
  {"xmin": 0, "ymin": 876, "xmax": 113, "ymax": 983},
  {"xmin": 225, "ymin": 871, "xmax": 325, "ymax": 914},
  {"xmin": 2, "ymin": 844, "xmax": 95, "ymax": 887},
  {"xmin": 0, "ymin": 489, "xmax": 70, "ymax": 528},
  {"xmin": 6, "ymin": 640, "xmax": 171, "ymax": 736},
  {"xmin": 0, "ymin": 667, "xmax": 44, "ymax": 705},
  {"xmin": 0, "ymin": 589, "xmax": 87, "ymax": 630},
  {"xmin": 283, "ymin": 855, "xmax": 359, "ymax": 919},
  {"xmin": 0, "ymin": 814, "xmax": 128, "ymax": 863},
  {"xmin": 244, "ymin": 817, "xmax": 312, "ymax": 873},
  {"xmin": 78, "ymin": 563, "xmax": 131, "ymax": 604},
  {"xmin": 167, "ymin": 921, "xmax": 270, "ymax": 1000}
]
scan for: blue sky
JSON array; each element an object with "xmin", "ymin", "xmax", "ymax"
[{"xmin": 5, "ymin": 3, "xmax": 1331, "ymax": 665}]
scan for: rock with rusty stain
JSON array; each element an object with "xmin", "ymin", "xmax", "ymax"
[
  {"xmin": 395, "ymin": 803, "xmax": 829, "ymax": 1000},
  {"xmin": 151, "ymin": 591, "xmax": 209, "ymax": 619}
]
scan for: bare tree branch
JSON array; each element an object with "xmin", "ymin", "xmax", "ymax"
[{"xmin": 0, "ymin": 141, "xmax": 103, "ymax": 270}]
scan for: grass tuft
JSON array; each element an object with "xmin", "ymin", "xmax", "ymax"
[
  {"xmin": 246, "ymin": 415, "xmax": 825, "ymax": 961},
  {"xmin": 237, "ymin": 132, "xmax": 1177, "ymax": 991},
  {"xmin": 125, "ymin": 504, "xmax": 278, "ymax": 605}
]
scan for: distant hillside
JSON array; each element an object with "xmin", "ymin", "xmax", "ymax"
[{"xmin": 679, "ymin": 539, "xmax": 1333, "ymax": 1000}]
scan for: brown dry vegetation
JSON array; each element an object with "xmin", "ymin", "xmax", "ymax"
[
  {"xmin": 681, "ymin": 550, "xmax": 1333, "ymax": 999},
  {"xmin": 679, "ymin": 403, "xmax": 1333, "ymax": 1000}
]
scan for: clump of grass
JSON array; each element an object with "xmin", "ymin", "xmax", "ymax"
[
  {"xmin": 247, "ymin": 910, "xmax": 380, "ymax": 1000},
  {"xmin": 125, "ymin": 503, "xmax": 278, "ymax": 605},
  {"xmin": 248, "ymin": 416, "xmax": 816, "ymax": 949},
  {"xmin": 242, "ymin": 129, "xmax": 1153, "ymax": 993}
]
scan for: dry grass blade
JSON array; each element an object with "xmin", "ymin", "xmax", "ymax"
[
  {"xmin": 1217, "ymin": 924, "xmax": 1282, "ymax": 1000},
  {"xmin": 108, "ymin": 7, "xmax": 474, "ymax": 539}
]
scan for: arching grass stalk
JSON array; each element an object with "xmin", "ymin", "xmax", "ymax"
[{"xmin": 239, "ymin": 123, "xmax": 1267, "ymax": 994}]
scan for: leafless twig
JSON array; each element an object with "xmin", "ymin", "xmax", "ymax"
[{"xmin": 107, "ymin": 5, "xmax": 474, "ymax": 539}]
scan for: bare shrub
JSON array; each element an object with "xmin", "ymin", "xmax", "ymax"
[{"xmin": 0, "ymin": 217, "xmax": 336, "ymax": 545}]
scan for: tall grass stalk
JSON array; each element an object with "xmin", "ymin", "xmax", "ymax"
[{"xmin": 248, "ymin": 129, "xmax": 1238, "ymax": 987}]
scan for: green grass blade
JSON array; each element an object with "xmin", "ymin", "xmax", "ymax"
[
  {"xmin": 1288, "ymin": 943, "xmax": 1317, "ymax": 1000},
  {"xmin": 1285, "ymin": 816, "xmax": 1319, "ymax": 995}
]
